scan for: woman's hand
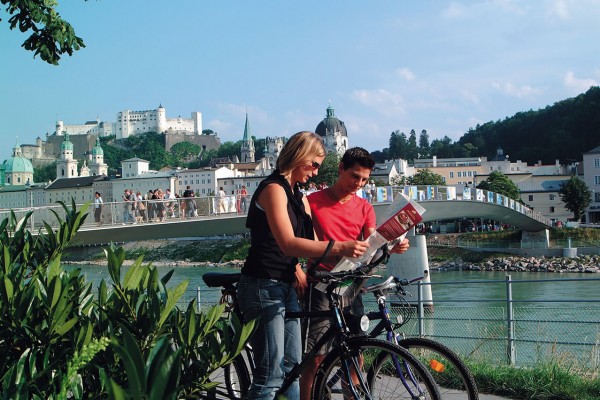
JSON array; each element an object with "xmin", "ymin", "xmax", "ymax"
[
  {"xmin": 390, "ymin": 238, "xmax": 410, "ymax": 254},
  {"xmin": 336, "ymin": 240, "xmax": 369, "ymax": 258},
  {"xmin": 294, "ymin": 264, "xmax": 308, "ymax": 297}
]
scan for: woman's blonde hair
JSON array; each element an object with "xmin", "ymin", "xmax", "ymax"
[{"xmin": 276, "ymin": 131, "xmax": 325, "ymax": 176}]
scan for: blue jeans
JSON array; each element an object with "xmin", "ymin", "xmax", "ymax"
[{"xmin": 237, "ymin": 274, "xmax": 302, "ymax": 400}]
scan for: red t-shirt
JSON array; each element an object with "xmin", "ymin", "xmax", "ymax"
[{"xmin": 308, "ymin": 189, "xmax": 376, "ymax": 270}]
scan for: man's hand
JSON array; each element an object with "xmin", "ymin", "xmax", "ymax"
[
  {"xmin": 294, "ymin": 264, "xmax": 308, "ymax": 297},
  {"xmin": 390, "ymin": 238, "xmax": 410, "ymax": 254}
]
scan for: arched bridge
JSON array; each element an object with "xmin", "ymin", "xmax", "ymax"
[{"xmin": 3, "ymin": 186, "xmax": 551, "ymax": 247}]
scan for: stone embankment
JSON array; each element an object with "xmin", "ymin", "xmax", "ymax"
[
  {"xmin": 64, "ymin": 259, "xmax": 246, "ymax": 268},
  {"xmin": 430, "ymin": 255, "xmax": 600, "ymax": 273}
]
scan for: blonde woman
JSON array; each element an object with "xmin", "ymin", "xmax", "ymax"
[{"xmin": 237, "ymin": 131, "xmax": 368, "ymax": 399}]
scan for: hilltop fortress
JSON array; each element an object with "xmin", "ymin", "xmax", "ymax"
[{"xmin": 20, "ymin": 105, "xmax": 220, "ymax": 166}]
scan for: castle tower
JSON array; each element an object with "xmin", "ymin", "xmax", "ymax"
[
  {"xmin": 240, "ymin": 113, "xmax": 255, "ymax": 162},
  {"xmin": 56, "ymin": 133, "xmax": 78, "ymax": 179},
  {"xmin": 89, "ymin": 137, "xmax": 108, "ymax": 176},
  {"xmin": 157, "ymin": 104, "xmax": 167, "ymax": 133}
]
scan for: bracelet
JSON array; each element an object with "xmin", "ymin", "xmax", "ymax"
[{"xmin": 311, "ymin": 239, "xmax": 335, "ymax": 269}]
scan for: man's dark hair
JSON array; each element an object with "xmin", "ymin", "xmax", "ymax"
[{"xmin": 341, "ymin": 147, "xmax": 375, "ymax": 170}]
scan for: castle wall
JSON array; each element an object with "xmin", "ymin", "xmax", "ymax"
[
  {"xmin": 46, "ymin": 134, "xmax": 96, "ymax": 159},
  {"xmin": 164, "ymin": 133, "xmax": 221, "ymax": 152}
]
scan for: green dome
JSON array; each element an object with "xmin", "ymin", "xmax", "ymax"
[
  {"xmin": 3, "ymin": 155, "xmax": 34, "ymax": 174},
  {"xmin": 61, "ymin": 133, "xmax": 74, "ymax": 151},
  {"xmin": 92, "ymin": 137, "xmax": 104, "ymax": 156}
]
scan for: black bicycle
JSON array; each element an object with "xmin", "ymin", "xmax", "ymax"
[
  {"xmin": 362, "ymin": 275, "xmax": 479, "ymax": 399},
  {"xmin": 202, "ymin": 264, "xmax": 441, "ymax": 400}
]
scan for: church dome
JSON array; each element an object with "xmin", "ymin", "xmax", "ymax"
[
  {"xmin": 3, "ymin": 141, "xmax": 34, "ymax": 174},
  {"xmin": 61, "ymin": 133, "xmax": 74, "ymax": 151},
  {"xmin": 92, "ymin": 137, "xmax": 104, "ymax": 156},
  {"xmin": 3, "ymin": 155, "xmax": 33, "ymax": 174},
  {"xmin": 315, "ymin": 105, "xmax": 347, "ymax": 137}
]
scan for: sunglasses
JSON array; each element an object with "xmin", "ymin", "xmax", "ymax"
[{"xmin": 311, "ymin": 161, "xmax": 321, "ymax": 169}]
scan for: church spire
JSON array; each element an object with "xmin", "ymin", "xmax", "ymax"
[{"xmin": 243, "ymin": 112, "xmax": 251, "ymax": 141}]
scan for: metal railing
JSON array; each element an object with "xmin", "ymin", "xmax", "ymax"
[
  {"xmin": 196, "ymin": 276, "xmax": 600, "ymax": 368},
  {"xmin": 0, "ymin": 196, "xmax": 248, "ymax": 232}
]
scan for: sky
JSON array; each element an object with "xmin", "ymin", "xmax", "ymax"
[{"xmin": 2, "ymin": 0, "xmax": 600, "ymax": 162}]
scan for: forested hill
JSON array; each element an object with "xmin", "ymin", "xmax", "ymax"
[{"xmin": 458, "ymin": 86, "xmax": 600, "ymax": 164}]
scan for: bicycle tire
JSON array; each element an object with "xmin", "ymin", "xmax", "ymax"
[
  {"xmin": 398, "ymin": 337, "xmax": 479, "ymax": 400},
  {"xmin": 202, "ymin": 353, "xmax": 251, "ymax": 399},
  {"xmin": 312, "ymin": 337, "xmax": 441, "ymax": 400}
]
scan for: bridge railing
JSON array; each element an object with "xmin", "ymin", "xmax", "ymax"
[
  {"xmin": 1, "ymin": 185, "xmax": 551, "ymax": 232},
  {"xmin": 388, "ymin": 185, "xmax": 552, "ymax": 226},
  {"xmin": 0, "ymin": 195, "xmax": 248, "ymax": 232}
]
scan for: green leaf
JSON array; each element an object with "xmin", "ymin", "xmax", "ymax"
[{"xmin": 158, "ymin": 281, "xmax": 188, "ymax": 328}]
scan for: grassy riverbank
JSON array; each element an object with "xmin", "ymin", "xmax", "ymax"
[{"xmin": 470, "ymin": 360, "xmax": 600, "ymax": 400}]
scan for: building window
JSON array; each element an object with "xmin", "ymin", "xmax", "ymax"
[
  {"xmin": 449, "ymin": 172, "xmax": 454, "ymax": 178},
  {"xmin": 550, "ymin": 206, "xmax": 555, "ymax": 213},
  {"xmin": 549, "ymin": 194, "xmax": 555, "ymax": 201},
  {"xmin": 595, "ymin": 193, "xmax": 600, "ymax": 202},
  {"xmin": 595, "ymin": 158, "xmax": 600, "ymax": 167},
  {"xmin": 595, "ymin": 176, "xmax": 600, "ymax": 185},
  {"xmin": 457, "ymin": 171, "xmax": 462, "ymax": 178},
  {"xmin": 529, "ymin": 195, "xmax": 534, "ymax": 201},
  {"xmin": 467, "ymin": 171, "xmax": 472, "ymax": 177}
]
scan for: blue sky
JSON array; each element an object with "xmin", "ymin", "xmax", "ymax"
[{"xmin": 2, "ymin": 0, "xmax": 599, "ymax": 162}]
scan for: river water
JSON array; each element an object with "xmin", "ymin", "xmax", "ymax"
[{"xmin": 65, "ymin": 264, "xmax": 600, "ymax": 366}]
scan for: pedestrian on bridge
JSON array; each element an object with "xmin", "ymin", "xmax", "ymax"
[{"xmin": 94, "ymin": 192, "xmax": 103, "ymax": 226}]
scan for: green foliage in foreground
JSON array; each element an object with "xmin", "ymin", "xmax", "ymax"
[
  {"xmin": 470, "ymin": 360, "xmax": 600, "ymax": 400},
  {"xmin": 0, "ymin": 202, "xmax": 254, "ymax": 398}
]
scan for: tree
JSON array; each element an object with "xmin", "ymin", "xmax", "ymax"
[
  {"xmin": 407, "ymin": 169, "xmax": 446, "ymax": 185},
  {"xmin": 407, "ymin": 129, "xmax": 418, "ymax": 161},
  {"xmin": 33, "ymin": 162, "xmax": 56, "ymax": 183},
  {"xmin": 559, "ymin": 176, "xmax": 592, "ymax": 221},
  {"xmin": 170, "ymin": 141, "xmax": 201, "ymax": 161},
  {"xmin": 308, "ymin": 152, "xmax": 340, "ymax": 187},
  {"xmin": 476, "ymin": 171, "xmax": 520, "ymax": 201},
  {"xmin": 418, "ymin": 129, "xmax": 430, "ymax": 158},
  {"xmin": 2, "ymin": 0, "xmax": 86, "ymax": 65}
]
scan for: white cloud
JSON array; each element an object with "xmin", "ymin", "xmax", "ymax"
[
  {"xmin": 563, "ymin": 71, "xmax": 598, "ymax": 93},
  {"xmin": 395, "ymin": 67, "xmax": 416, "ymax": 81},
  {"xmin": 442, "ymin": 2, "xmax": 470, "ymax": 19},
  {"xmin": 491, "ymin": 81, "xmax": 542, "ymax": 98},
  {"xmin": 351, "ymin": 89, "xmax": 406, "ymax": 117},
  {"xmin": 546, "ymin": 0, "xmax": 571, "ymax": 20}
]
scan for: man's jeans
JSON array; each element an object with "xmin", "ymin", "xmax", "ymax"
[
  {"xmin": 123, "ymin": 208, "xmax": 132, "ymax": 223},
  {"xmin": 237, "ymin": 274, "xmax": 301, "ymax": 400}
]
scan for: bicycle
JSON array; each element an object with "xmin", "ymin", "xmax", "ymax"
[
  {"xmin": 362, "ymin": 275, "xmax": 479, "ymax": 399},
  {"xmin": 202, "ymin": 262, "xmax": 441, "ymax": 400}
]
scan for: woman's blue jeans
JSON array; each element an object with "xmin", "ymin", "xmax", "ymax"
[{"xmin": 237, "ymin": 274, "xmax": 302, "ymax": 400}]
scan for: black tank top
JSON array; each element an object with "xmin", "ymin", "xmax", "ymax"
[{"xmin": 241, "ymin": 171, "xmax": 314, "ymax": 282}]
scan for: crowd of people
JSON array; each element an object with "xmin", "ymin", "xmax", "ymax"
[{"xmin": 92, "ymin": 185, "xmax": 251, "ymax": 225}]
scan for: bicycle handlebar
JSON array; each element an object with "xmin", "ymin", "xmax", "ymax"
[{"xmin": 362, "ymin": 275, "xmax": 425, "ymax": 294}]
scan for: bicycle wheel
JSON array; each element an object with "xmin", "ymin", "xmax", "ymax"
[
  {"xmin": 203, "ymin": 353, "xmax": 250, "ymax": 399},
  {"xmin": 312, "ymin": 337, "xmax": 440, "ymax": 400},
  {"xmin": 398, "ymin": 338, "xmax": 478, "ymax": 400}
]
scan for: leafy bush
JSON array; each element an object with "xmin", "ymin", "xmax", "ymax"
[{"xmin": 0, "ymin": 201, "xmax": 253, "ymax": 399}]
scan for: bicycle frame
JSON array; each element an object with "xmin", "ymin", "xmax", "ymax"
[{"xmin": 204, "ymin": 271, "xmax": 429, "ymax": 399}]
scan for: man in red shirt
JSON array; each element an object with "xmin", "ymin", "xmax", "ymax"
[{"xmin": 300, "ymin": 147, "xmax": 409, "ymax": 399}]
